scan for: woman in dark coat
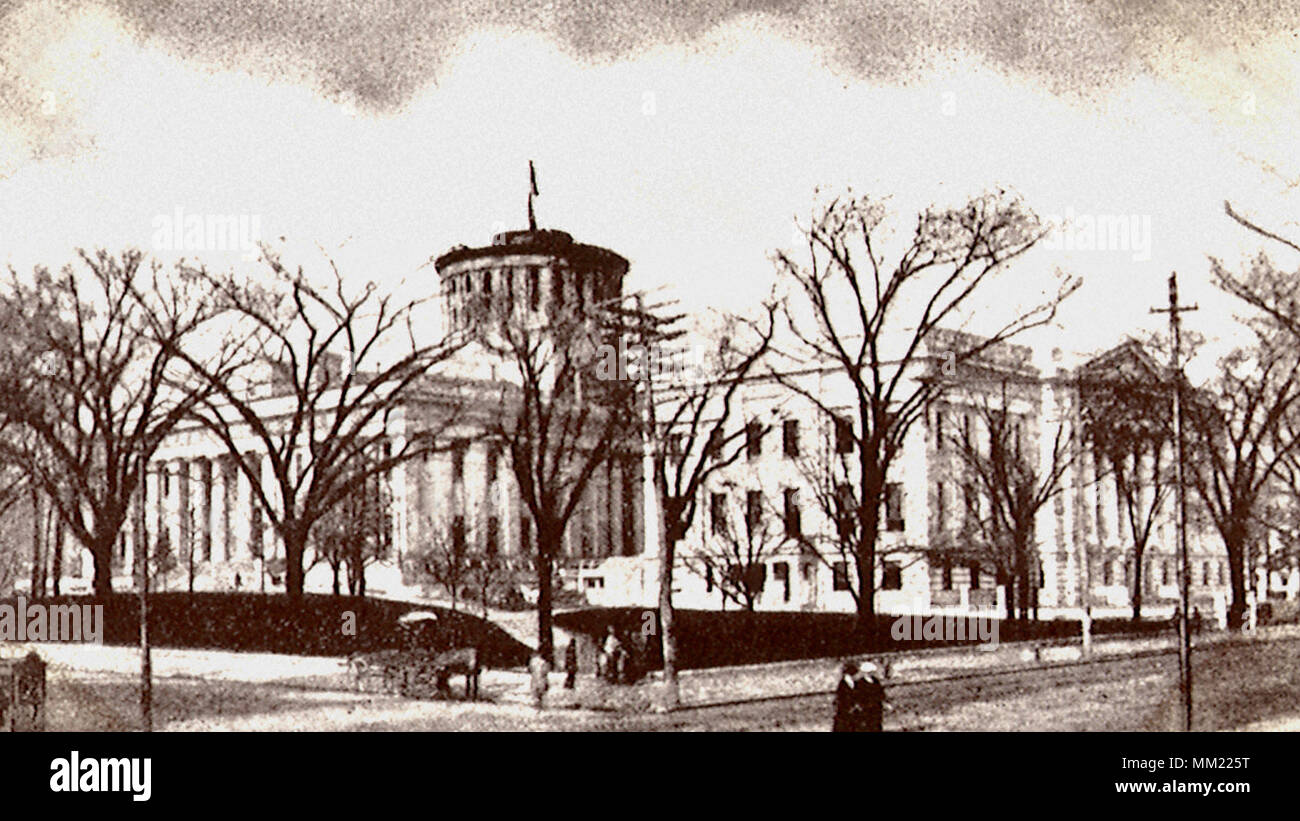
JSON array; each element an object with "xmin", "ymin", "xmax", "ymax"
[
  {"xmin": 855, "ymin": 663, "xmax": 886, "ymax": 732},
  {"xmin": 832, "ymin": 661, "xmax": 860, "ymax": 732}
]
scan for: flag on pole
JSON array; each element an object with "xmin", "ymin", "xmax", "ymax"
[{"xmin": 529, "ymin": 160, "xmax": 539, "ymax": 196}]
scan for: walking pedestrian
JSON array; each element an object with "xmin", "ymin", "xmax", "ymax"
[
  {"xmin": 602, "ymin": 626, "xmax": 623, "ymax": 684},
  {"xmin": 529, "ymin": 652, "xmax": 550, "ymax": 710},
  {"xmin": 855, "ymin": 661, "xmax": 887, "ymax": 733},
  {"xmin": 563, "ymin": 637, "xmax": 578, "ymax": 689},
  {"xmin": 832, "ymin": 660, "xmax": 860, "ymax": 732}
]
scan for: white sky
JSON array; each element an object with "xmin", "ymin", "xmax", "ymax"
[{"xmin": 2, "ymin": 2, "xmax": 1299, "ymax": 383}]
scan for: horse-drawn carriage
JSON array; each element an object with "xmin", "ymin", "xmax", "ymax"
[{"xmin": 346, "ymin": 611, "xmax": 481, "ymax": 700}]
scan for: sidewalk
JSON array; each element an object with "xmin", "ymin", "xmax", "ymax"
[{"xmin": 15, "ymin": 622, "xmax": 1299, "ymax": 714}]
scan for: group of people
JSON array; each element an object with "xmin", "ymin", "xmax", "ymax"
[
  {"xmin": 528, "ymin": 628, "xmax": 640, "ymax": 710},
  {"xmin": 832, "ymin": 660, "xmax": 887, "ymax": 732},
  {"xmin": 596, "ymin": 626, "xmax": 635, "ymax": 684}
]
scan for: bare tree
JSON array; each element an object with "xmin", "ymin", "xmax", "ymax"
[
  {"xmin": 774, "ymin": 189, "xmax": 1080, "ymax": 637},
  {"xmin": 683, "ymin": 484, "xmax": 786, "ymax": 611},
  {"xmin": 409, "ymin": 513, "xmax": 475, "ymax": 612},
  {"xmin": 486, "ymin": 297, "xmax": 639, "ymax": 662},
  {"xmin": 0, "ymin": 250, "xmax": 226, "ymax": 595},
  {"xmin": 643, "ymin": 305, "xmax": 776, "ymax": 707},
  {"xmin": 312, "ymin": 467, "xmax": 392, "ymax": 597},
  {"xmin": 1077, "ymin": 343, "xmax": 1176, "ymax": 621},
  {"xmin": 940, "ymin": 395, "xmax": 1074, "ymax": 623},
  {"xmin": 1183, "ymin": 332, "xmax": 1300, "ymax": 628},
  {"xmin": 1201, "ymin": 204, "xmax": 1300, "ymax": 625},
  {"xmin": 169, "ymin": 248, "xmax": 464, "ymax": 597}
]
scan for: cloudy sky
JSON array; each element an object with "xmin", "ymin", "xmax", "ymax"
[{"xmin": 2, "ymin": 0, "xmax": 1299, "ymax": 371}]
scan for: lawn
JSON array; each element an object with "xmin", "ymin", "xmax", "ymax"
[
  {"xmin": 1, "ymin": 592, "xmax": 532, "ymax": 667},
  {"xmin": 555, "ymin": 607, "xmax": 1173, "ymax": 670}
]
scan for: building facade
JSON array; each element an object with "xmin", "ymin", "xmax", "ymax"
[{"xmin": 11, "ymin": 225, "xmax": 1295, "ymax": 619}]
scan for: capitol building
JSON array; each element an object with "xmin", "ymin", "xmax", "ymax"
[{"xmin": 10, "ymin": 221, "xmax": 1292, "ymax": 621}]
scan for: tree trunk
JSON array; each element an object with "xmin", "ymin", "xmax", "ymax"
[
  {"xmin": 90, "ymin": 540, "xmax": 114, "ymax": 596},
  {"xmin": 51, "ymin": 526, "xmax": 63, "ymax": 597},
  {"xmin": 854, "ymin": 496, "xmax": 881, "ymax": 644},
  {"xmin": 331, "ymin": 563, "xmax": 340, "ymax": 595},
  {"xmin": 658, "ymin": 534, "xmax": 680, "ymax": 710},
  {"xmin": 537, "ymin": 550, "xmax": 555, "ymax": 663},
  {"xmin": 1131, "ymin": 549, "xmax": 1144, "ymax": 622},
  {"xmin": 1226, "ymin": 531, "xmax": 1248, "ymax": 630},
  {"xmin": 30, "ymin": 517, "xmax": 45, "ymax": 599},
  {"xmin": 284, "ymin": 530, "xmax": 306, "ymax": 597}
]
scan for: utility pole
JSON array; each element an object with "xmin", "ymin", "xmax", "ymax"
[
  {"xmin": 139, "ymin": 470, "xmax": 153, "ymax": 733},
  {"xmin": 1151, "ymin": 272, "xmax": 1197, "ymax": 731}
]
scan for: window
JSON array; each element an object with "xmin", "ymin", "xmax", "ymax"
[
  {"xmin": 487, "ymin": 516, "xmax": 500, "ymax": 555},
  {"xmin": 521, "ymin": 517, "xmax": 533, "ymax": 554},
  {"xmin": 773, "ymin": 562, "xmax": 790, "ymax": 602},
  {"xmin": 710, "ymin": 493, "xmax": 726, "ymax": 536},
  {"xmin": 835, "ymin": 483, "xmax": 854, "ymax": 541},
  {"xmin": 1202, "ymin": 561, "xmax": 1211, "ymax": 587},
  {"xmin": 705, "ymin": 428, "xmax": 724, "ymax": 460},
  {"xmin": 746, "ymin": 490, "xmax": 763, "ymax": 532},
  {"xmin": 783, "ymin": 419, "xmax": 800, "ymax": 458},
  {"xmin": 452, "ymin": 516, "xmax": 466, "ymax": 556},
  {"xmin": 452, "ymin": 439, "xmax": 468, "ymax": 483},
  {"xmin": 936, "ymin": 482, "xmax": 946, "ymax": 531},
  {"xmin": 1038, "ymin": 561, "xmax": 1045, "ymax": 589},
  {"xmin": 486, "ymin": 442, "xmax": 500, "ymax": 483},
  {"xmin": 941, "ymin": 554, "xmax": 953, "ymax": 590},
  {"xmin": 746, "ymin": 420, "xmax": 763, "ymax": 460},
  {"xmin": 834, "ymin": 416, "xmax": 854, "ymax": 454},
  {"xmin": 249, "ymin": 494, "xmax": 262, "ymax": 558},
  {"xmin": 884, "ymin": 483, "xmax": 904, "ymax": 531},
  {"xmin": 882, "ymin": 561, "xmax": 902, "ymax": 591},
  {"xmin": 1218, "ymin": 561, "xmax": 1225, "ymax": 586},
  {"xmin": 832, "ymin": 562, "xmax": 850, "ymax": 591},
  {"xmin": 783, "ymin": 488, "xmax": 801, "ymax": 538},
  {"xmin": 1102, "ymin": 558, "xmax": 1113, "ymax": 586},
  {"xmin": 551, "ymin": 269, "xmax": 565, "ymax": 309},
  {"xmin": 1162, "ymin": 560, "xmax": 1170, "ymax": 585},
  {"xmin": 483, "ymin": 271, "xmax": 492, "ymax": 294},
  {"xmin": 968, "ymin": 562, "xmax": 981, "ymax": 590},
  {"xmin": 528, "ymin": 267, "xmax": 540, "ymax": 311}
]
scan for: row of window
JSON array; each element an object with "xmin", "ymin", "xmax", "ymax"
[
  {"xmin": 707, "ymin": 484, "xmax": 905, "ymax": 539},
  {"xmin": 831, "ymin": 561, "xmax": 904, "ymax": 591},
  {"xmin": 701, "ymin": 559, "xmax": 904, "ymax": 601},
  {"xmin": 445, "ymin": 439, "xmax": 500, "ymax": 484},
  {"xmin": 731, "ymin": 416, "xmax": 857, "ymax": 461},
  {"xmin": 1098, "ymin": 557, "xmax": 1228, "ymax": 588},
  {"xmin": 447, "ymin": 266, "xmax": 613, "ymax": 316}
]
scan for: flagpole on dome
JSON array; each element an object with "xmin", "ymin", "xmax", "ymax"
[{"xmin": 528, "ymin": 160, "xmax": 539, "ymax": 231}]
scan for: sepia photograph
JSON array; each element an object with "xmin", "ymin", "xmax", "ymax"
[{"xmin": 0, "ymin": 0, "xmax": 1295, "ymax": 803}]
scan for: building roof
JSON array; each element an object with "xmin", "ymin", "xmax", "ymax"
[{"xmin": 433, "ymin": 228, "xmax": 629, "ymax": 274}]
